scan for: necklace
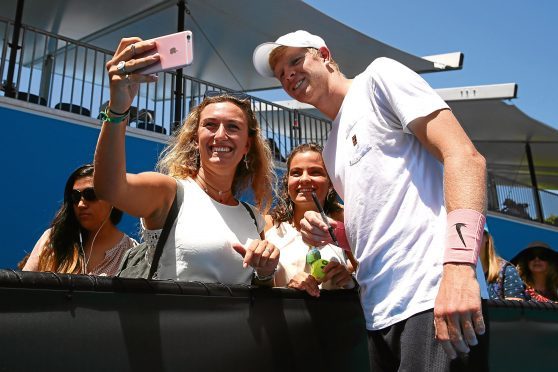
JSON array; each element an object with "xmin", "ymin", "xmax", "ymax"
[{"xmin": 195, "ymin": 173, "xmax": 232, "ymax": 203}]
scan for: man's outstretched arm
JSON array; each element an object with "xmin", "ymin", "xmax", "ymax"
[{"xmin": 409, "ymin": 108, "xmax": 487, "ymax": 359}]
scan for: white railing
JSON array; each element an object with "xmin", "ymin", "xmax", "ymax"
[{"xmin": 0, "ymin": 16, "xmax": 331, "ymax": 162}]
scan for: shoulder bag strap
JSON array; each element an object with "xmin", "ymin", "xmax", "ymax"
[
  {"xmin": 240, "ymin": 201, "xmax": 258, "ymax": 230},
  {"xmin": 148, "ymin": 181, "xmax": 184, "ymax": 279}
]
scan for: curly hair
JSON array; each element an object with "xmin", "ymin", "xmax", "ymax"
[
  {"xmin": 270, "ymin": 143, "xmax": 341, "ymax": 225},
  {"xmin": 156, "ymin": 94, "xmax": 274, "ymax": 212},
  {"xmin": 38, "ymin": 164, "xmax": 123, "ymax": 273}
]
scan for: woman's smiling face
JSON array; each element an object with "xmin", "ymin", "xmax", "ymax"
[
  {"xmin": 287, "ymin": 150, "xmax": 330, "ymax": 210},
  {"xmin": 196, "ymin": 101, "xmax": 251, "ymax": 172}
]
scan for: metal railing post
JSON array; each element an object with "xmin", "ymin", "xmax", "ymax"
[
  {"xmin": 525, "ymin": 142, "xmax": 544, "ymax": 222},
  {"xmin": 173, "ymin": 0, "xmax": 186, "ymax": 133},
  {"xmin": 487, "ymin": 173, "xmax": 500, "ymax": 212},
  {"xmin": 38, "ymin": 38, "xmax": 58, "ymax": 104},
  {"xmin": 3, "ymin": 0, "xmax": 25, "ymax": 97}
]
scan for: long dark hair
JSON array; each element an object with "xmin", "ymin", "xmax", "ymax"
[
  {"xmin": 37, "ymin": 164, "xmax": 123, "ymax": 273},
  {"xmin": 270, "ymin": 143, "xmax": 342, "ymax": 225},
  {"xmin": 516, "ymin": 254, "xmax": 558, "ymax": 300}
]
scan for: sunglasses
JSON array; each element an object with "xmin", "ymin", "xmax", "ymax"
[
  {"xmin": 525, "ymin": 248, "xmax": 552, "ymax": 262},
  {"xmin": 203, "ymin": 90, "xmax": 250, "ymax": 101},
  {"xmin": 71, "ymin": 187, "xmax": 97, "ymax": 205}
]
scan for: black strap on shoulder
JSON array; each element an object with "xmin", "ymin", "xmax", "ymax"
[
  {"xmin": 148, "ymin": 181, "xmax": 184, "ymax": 279},
  {"xmin": 240, "ymin": 201, "xmax": 258, "ymax": 230}
]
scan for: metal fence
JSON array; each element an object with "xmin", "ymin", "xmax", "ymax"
[
  {"xmin": 0, "ymin": 16, "xmax": 330, "ymax": 162},
  {"xmin": 2, "ymin": 17, "xmax": 557, "ymax": 228},
  {"xmin": 488, "ymin": 173, "xmax": 558, "ymax": 227}
]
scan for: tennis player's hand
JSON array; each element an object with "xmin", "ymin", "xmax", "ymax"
[{"xmin": 434, "ymin": 263, "xmax": 485, "ymax": 359}]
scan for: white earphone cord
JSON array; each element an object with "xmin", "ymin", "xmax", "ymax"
[{"xmin": 80, "ymin": 208, "xmax": 112, "ymax": 274}]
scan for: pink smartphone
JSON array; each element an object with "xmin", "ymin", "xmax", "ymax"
[{"xmin": 137, "ymin": 31, "xmax": 193, "ymax": 74}]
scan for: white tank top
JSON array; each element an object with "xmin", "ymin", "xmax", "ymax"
[{"xmin": 154, "ymin": 178, "xmax": 264, "ymax": 284}]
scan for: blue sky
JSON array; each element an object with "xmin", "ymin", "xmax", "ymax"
[{"xmin": 291, "ymin": 0, "xmax": 557, "ymax": 130}]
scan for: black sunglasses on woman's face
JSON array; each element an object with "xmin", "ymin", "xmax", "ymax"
[
  {"xmin": 525, "ymin": 248, "xmax": 551, "ymax": 262},
  {"xmin": 71, "ymin": 188, "xmax": 97, "ymax": 205}
]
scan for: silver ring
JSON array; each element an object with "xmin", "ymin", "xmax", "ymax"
[
  {"xmin": 116, "ymin": 60, "xmax": 127, "ymax": 75},
  {"xmin": 130, "ymin": 43, "xmax": 136, "ymax": 57}
]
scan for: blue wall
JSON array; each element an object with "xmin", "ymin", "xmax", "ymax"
[
  {"xmin": 487, "ymin": 214, "xmax": 558, "ymax": 260},
  {"xmin": 1, "ymin": 103, "xmax": 557, "ymax": 269},
  {"xmin": 0, "ymin": 105, "xmax": 166, "ymax": 268}
]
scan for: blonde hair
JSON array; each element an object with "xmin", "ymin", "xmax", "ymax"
[
  {"xmin": 484, "ymin": 232, "xmax": 502, "ymax": 283},
  {"xmin": 157, "ymin": 95, "xmax": 274, "ymax": 212},
  {"xmin": 269, "ymin": 46, "xmax": 340, "ymax": 75}
]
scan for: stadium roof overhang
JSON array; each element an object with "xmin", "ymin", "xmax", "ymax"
[
  {"xmin": 5, "ymin": 0, "xmax": 554, "ymax": 189},
  {"xmin": 276, "ymin": 83, "xmax": 558, "ymax": 190},
  {"xmin": 1, "ymin": 0, "xmax": 460, "ymax": 92},
  {"xmin": 450, "ymin": 100, "xmax": 558, "ymax": 191}
]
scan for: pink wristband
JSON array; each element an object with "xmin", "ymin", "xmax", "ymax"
[
  {"xmin": 332, "ymin": 221, "xmax": 351, "ymax": 252},
  {"xmin": 444, "ymin": 209, "xmax": 485, "ymax": 265}
]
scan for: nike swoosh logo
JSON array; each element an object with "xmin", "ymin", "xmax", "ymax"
[{"xmin": 454, "ymin": 223, "xmax": 467, "ymax": 247}]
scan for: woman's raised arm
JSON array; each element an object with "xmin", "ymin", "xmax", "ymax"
[{"xmin": 94, "ymin": 37, "xmax": 174, "ymax": 228}]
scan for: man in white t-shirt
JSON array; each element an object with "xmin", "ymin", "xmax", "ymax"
[{"xmin": 253, "ymin": 31, "xmax": 488, "ymax": 371}]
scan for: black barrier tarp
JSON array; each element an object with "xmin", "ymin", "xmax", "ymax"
[
  {"xmin": 1, "ymin": 270, "xmax": 558, "ymax": 371},
  {"xmin": 0, "ymin": 270, "xmax": 370, "ymax": 372}
]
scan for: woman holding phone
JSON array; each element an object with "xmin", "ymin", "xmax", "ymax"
[{"xmin": 95, "ymin": 37, "xmax": 279, "ymax": 285}]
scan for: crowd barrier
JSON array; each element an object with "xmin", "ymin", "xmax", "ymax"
[
  {"xmin": 0, "ymin": 270, "xmax": 556, "ymax": 371},
  {"xmin": 0, "ymin": 270, "xmax": 369, "ymax": 371}
]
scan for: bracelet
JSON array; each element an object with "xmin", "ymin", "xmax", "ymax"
[
  {"xmin": 109, "ymin": 107, "xmax": 130, "ymax": 116},
  {"xmin": 254, "ymin": 267, "xmax": 277, "ymax": 281},
  {"xmin": 99, "ymin": 106, "xmax": 130, "ymax": 124}
]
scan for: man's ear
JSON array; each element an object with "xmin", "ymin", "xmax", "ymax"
[{"xmin": 318, "ymin": 46, "xmax": 331, "ymax": 62}]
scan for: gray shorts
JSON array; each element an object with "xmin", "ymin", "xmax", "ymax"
[{"xmin": 367, "ymin": 303, "xmax": 489, "ymax": 372}]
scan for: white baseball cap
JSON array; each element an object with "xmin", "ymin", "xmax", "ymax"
[{"xmin": 253, "ymin": 30, "xmax": 327, "ymax": 78}]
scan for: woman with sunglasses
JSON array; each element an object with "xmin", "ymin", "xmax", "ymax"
[
  {"xmin": 23, "ymin": 164, "xmax": 137, "ymax": 275},
  {"xmin": 511, "ymin": 241, "xmax": 558, "ymax": 302},
  {"xmin": 265, "ymin": 143, "xmax": 357, "ymax": 296},
  {"xmin": 93, "ymin": 38, "xmax": 278, "ymax": 285}
]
